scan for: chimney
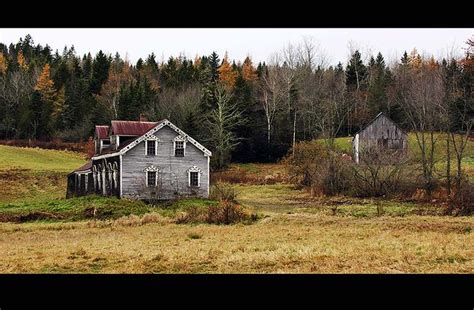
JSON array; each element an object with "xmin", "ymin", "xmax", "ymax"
[{"xmin": 139, "ymin": 113, "xmax": 147, "ymax": 122}]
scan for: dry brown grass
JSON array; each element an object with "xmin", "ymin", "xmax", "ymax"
[{"xmin": 0, "ymin": 212, "xmax": 472, "ymax": 273}]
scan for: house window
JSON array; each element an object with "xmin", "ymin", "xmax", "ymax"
[
  {"xmin": 190, "ymin": 171, "xmax": 199, "ymax": 187},
  {"xmin": 187, "ymin": 165, "xmax": 202, "ymax": 187},
  {"xmin": 175, "ymin": 141, "xmax": 184, "ymax": 157},
  {"xmin": 147, "ymin": 140, "xmax": 156, "ymax": 155},
  {"xmin": 147, "ymin": 171, "xmax": 157, "ymax": 187}
]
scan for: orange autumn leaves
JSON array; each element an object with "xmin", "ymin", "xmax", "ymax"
[{"xmin": 218, "ymin": 53, "xmax": 257, "ymax": 89}]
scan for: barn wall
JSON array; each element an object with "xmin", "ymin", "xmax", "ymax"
[
  {"xmin": 121, "ymin": 126, "xmax": 209, "ymax": 200},
  {"xmin": 353, "ymin": 114, "xmax": 408, "ymax": 163},
  {"xmin": 358, "ymin": 115, "xmax": 407, "ymax": 150}
]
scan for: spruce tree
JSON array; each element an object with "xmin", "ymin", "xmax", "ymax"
[
  {"xmin": 90, "ymin": 50, "xmax": 110, "ymax": 94},
  {"xmin": 345, "ymin": 50, "xmax": 367, "ymax": 91}
]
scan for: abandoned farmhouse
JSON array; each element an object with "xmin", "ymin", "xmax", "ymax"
[{"xmin": 67, "ymin": 119, "xmax": 212, "ymax": 200}]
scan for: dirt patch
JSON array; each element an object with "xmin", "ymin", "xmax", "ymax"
[{"xmin": 0, "ymin": 211, "xmax": 65, "ymax": 223}]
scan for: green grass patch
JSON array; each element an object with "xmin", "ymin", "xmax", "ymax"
[
  {"xmin": 0, "ymin": 145, "xmax": 87, "ymax": 173},
  {"xmin": 0, "ymin": 195, "xmax": 152, "ymax": 223}
]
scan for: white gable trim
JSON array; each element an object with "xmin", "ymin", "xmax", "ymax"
[{"xmin": 92, "ymin": 119, "xmax": 212, "ymax": 160}]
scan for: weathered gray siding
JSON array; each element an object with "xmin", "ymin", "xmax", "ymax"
[
  {"xmin": 121, "ymin": 125, "xmax": 209, "ymax": 199},
  {"xmin": 353, "ymin": 113, "xmax": 408, "ymax": 163},
  {"xmin": 357, "ymin": 115, "xmax": 407, "ymax": 149}
]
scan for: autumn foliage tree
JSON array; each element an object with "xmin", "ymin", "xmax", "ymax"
[
  {"xmin": 33, "ymin": 63, "xmax": 65, "ymax": 138},
  {"xmin": 218, "ymin": 52, "xmax": 238, "ymax": 89},
  {"xmin": 0, "ymin": 52, "xmax": 7, "ymax": 75},
  {"xmin": 242, "ymin": 56, "xmax": 258, "ymax": 82}
]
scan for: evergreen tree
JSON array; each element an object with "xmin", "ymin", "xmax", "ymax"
[
  {"xmin": 136, "ymin": 58, "xmax": 144, "ymax": 71},
  {"xmin": 209, "ymin": 51, "xmax": 220, "ymax": 82},
  {"xmin": 82, "ymin": 53, "xmax": 93, "ymax": 79},
  {"xmin": 345, "ymin": 50, "xmax": 367, "ymax": 91},
  {"xmin": 90, "ymin": 50, "xmax": 110, "ymax": 94}
]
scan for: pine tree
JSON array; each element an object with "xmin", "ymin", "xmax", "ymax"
[
  {"xmin": 136, "ymin": 58, "xmax": 144, "ymax": 71},
  {"xmin": 90, "ymin": 50, "xmax": 111, "ymax": 94},
  {"xmin": 345, "ymin": 50, "xmax": 367, "ymax": 91},
  {"xmin": 209, "ymin": 51, "xmax": 220, "ymax": 82},
  {"xmin": 401, "ymin": 51, "xmax": 409, "ymax": 66},
  {"xmin": 82, "ymin": 53, "xmax": 93, "ymax": 79},
  {"xmin": 367, "ymin": 52, "xmax": 388, "ymax": 115}
]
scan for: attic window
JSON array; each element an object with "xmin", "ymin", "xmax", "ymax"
[
  {"xmin": 144, "ymin": 136, "xmax": 159, "ymax": 156},
  {"xmin": 174, "ymin": 136, "xmax": 186, "ymax": 157},
  {"xmin": 175, "ymin": 141, "xmax": 184, "ymax": 157},
  {"xmin": 147, "ymin": 140, "xmax": 156, "ymax": 155}
]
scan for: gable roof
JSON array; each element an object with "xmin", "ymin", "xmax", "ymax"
[
  {"xmin": 110, "ymin": 120, "xmax": 160, "ymax": 136},
  {"xmin": 353, "ymin": 112, "xmax": 407, "ymax": 138},
  {"xmin": 95, "ymin": 125, "xmax": 110, "ymax": 140},
  {"xmin": 92, "ymin": 119, "xmax": 212, "ymax": 160}
]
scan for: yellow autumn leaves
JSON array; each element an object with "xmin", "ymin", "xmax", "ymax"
[{"xmin": 35, "ymin": 63, "xmax": 65, "ymax": 119}]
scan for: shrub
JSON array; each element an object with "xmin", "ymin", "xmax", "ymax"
[
  {"xmin": 187, "ymin": 232, "xmax": 202, "ymax": 239},
  {"xmin": 175, "ymin": 200, "xmax": 257, "ymax": 225},
  {"xmin": 209, "ymin": 182, "xmax": 237, "ymax": 202},
  {"xmin": 283, "ymin": 141, "xmax": 352, "ymax": 196}
]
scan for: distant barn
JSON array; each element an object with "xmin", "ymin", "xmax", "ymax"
[{"xmin": 352, "ymin": 112, "xmax": 408, "ymax": 164}]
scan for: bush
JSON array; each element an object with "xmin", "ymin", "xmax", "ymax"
[
  {"xmin": 283, "ymin": 141, "xmax": 352, "ymax": 196},
  {"xmin": 175, "ymin": 200, "xmax": 257, "ymax": 225},
  {"xmin": 209, "ymin": 182, "xmax": 237, "ymax": 202}
]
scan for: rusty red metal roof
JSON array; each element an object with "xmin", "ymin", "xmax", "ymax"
[
  {"xmin": 95, "ymin": 125, "xmax": 110, "ymax": 140},
  {"xmin": 72, "ymin": 161, "xmax": 92, "ymax": 173},
  {"xmin": 110, "ymin": 120, "xmax": 160, "ymax": 136}
]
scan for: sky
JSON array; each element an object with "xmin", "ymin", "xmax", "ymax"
[{"xmin": 0, "ymin": 28, "xmax": 472, "ymax": 66}]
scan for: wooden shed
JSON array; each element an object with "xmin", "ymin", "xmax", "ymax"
[{"xmin": 352, "ymin": 112, "xmax": 408, "ymax": 164}]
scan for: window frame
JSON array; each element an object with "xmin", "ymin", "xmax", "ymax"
[
  {"xmin": 173, "ymin": 136, "xmax": 186, "ymax": 157},
  {"xmin": 144, "ymin": 136, "xmax": 159, "ymax": 156},
  {"xmin": 186, "ymin": 165, "xmax": 202, "ymax": 187},
  {"xmin": 147, "ymin": 171, "xmax": 157, "ymax": 187},
  {"xmin": 144, "ymin": 165, "xmax": 160, "ymax": 187},
  {"xmin": 190, "ymin": 171, "xmax": 199, "ymax": 187}
]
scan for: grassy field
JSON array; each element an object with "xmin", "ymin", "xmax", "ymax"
[{"xmin": 0, "ymin": 145, "xmax": 473, "ymax": 273}]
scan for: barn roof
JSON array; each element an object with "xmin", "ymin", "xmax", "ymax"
[
  {"xmin": 353, "ymin": 112, "xmax": 407, "ymax": 138},
  {"xmin": 70, "ymin": 160, "xmax": 92, "ymax": 175},
  {"xmin": 95, "ymin": 125, "xmax": 110, "ymax": 140},
  {"xmin": 110, "ymin": 120, "xmax": 160, "ymax": 136}
]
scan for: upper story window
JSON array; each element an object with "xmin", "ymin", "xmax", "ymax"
[
  {"xmin": 174, "ymin": 136, "xmax": 186, "ymax": 157},
  {"xmin": 144, "ymin": 136, "xmax": 159, "ymax": 156},
  {"xmin": 175, "ymin": 141, "xmax": 184, "ymax": 157},
  {"xmin": 147, "ymin": 140, "xmax": 156, "ymax": 155}
]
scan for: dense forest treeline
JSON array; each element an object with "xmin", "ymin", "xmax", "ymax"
[{"xmin": 0, "ymin": 35, "xmax": 472, "ymax": 167}]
